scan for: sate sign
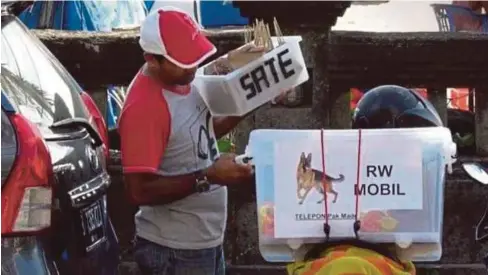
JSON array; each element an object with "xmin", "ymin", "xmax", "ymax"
[
  {"xmin": 228, "ymin": 40, "xmax": 308, "ymax": 111},
  {"xmin": 195, "ymin": 36, "xmax": 309, "ymax": 117},
  {"xmin": 238, "ymin": 47, "xmax": 297, "ymax": 101}
]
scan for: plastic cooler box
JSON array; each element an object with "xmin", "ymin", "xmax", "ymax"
[
  {"xmin": 194, "ymin": 36, "xmax": 309, "ymax": 117},
  {"xmin": 243, "ymin": 127, "xmax": 457, "ymax": 262}
]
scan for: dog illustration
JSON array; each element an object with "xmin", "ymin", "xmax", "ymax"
[{"xmin": 296, "ymin": 152, "xmax": 345, "ymax": 204}]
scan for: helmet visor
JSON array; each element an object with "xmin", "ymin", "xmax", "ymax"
[
  {"xmin": 396, "ymin": 108, "xmax": 443, "ymax": 128},
  {"xmin": 352, "ymin": 108, "xmax": 397, "ymax": 129}
]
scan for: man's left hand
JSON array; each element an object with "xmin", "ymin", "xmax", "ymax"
[{"xmin": 271, "ymin": 89, "xmax": 294, "ymax": 105}]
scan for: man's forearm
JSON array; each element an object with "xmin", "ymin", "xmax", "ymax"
[
  {"xmin": 125, "ymin": 166, "xmax": 224, "ymax": 206},
  {"xmin": 126, "ymin": 173, "xmax": 197, "ymax": 206}
]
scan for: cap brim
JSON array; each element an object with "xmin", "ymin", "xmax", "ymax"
[{"xmin": 164, "ymin": 34, "xmax": 217, "ymax": 69}]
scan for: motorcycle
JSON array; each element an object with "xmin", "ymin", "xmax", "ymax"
[
  {"xmin": 237, "ymin": 154, "xmax": 488, "ymax": 269},
  {"xmin": 461, "ymin": 161, "xmax": 488, "ymax": 269}
]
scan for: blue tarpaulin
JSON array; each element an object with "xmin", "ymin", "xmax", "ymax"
[
  {"xmin": 144, "ymin": 0, "xmax": 154, "ymax": 12},
  {"xmin": 19, "ymin": 0, "xmax": 148, "ymax": 31},
  {"xmin": 20, "ymin": 0, "xmax": 248, "ymax": 31},
  {"xmin": 199, "ymin": 0, "xmax": 248, "ymax": 27},
  {"xmin": 146, "ymin": 0, "xmax": 248, "ymax": 27}
]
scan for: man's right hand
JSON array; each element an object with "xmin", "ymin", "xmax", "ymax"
[{"xmin": 205, "ymin": 153, "xmax": 254, "ymax": 185}]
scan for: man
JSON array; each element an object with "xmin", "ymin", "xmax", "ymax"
[{"xmin": 118, "ymin": 7, "xmax": 255, "ymax": 275}]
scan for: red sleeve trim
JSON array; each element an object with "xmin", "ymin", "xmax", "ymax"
[{"xmin": 118, "ymin": 83, "xmax": 171, "ymax": 174}]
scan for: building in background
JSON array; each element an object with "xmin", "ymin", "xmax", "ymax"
[{"xmin": 334, "ymin": 1, "xmax": 480, "ymax": 112}]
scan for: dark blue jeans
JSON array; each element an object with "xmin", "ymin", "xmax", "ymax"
[{"xmin": 134, "ymin": 237, "xmax": 225, "ymax": 275}]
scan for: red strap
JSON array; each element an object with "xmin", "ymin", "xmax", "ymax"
[
  {"xmin": 355, "ymin": 129, "xmax": 362, "ymax": 227},
  {"xmin": 320, "ymin": 128, "xmax": 363, "ymax": 239},
  {"xmin": 320, "ymin": 129, "xmax": 329, "ymax": 227}
]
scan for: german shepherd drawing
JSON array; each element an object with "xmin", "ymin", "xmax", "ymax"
[{"xmin": 296, "ymin": 152, "xmax": 345, "ymax": 205}]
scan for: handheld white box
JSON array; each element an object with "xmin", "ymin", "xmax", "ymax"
[{"xmin": 194, "ymin": 36, "xmax": 309, "ymax": 117}]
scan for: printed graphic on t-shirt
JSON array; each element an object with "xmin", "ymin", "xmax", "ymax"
[
  {"xmin": 188, "ymin": 109, "xmax": 218, "ymax": 162},
  {"xmin": 197, "ymin": 111, "xmax": 218, "ymax": 161}
]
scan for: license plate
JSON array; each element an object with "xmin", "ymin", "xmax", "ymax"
[{"xmin": 80, "ymin": 200, "xmax": 106, "ymax": 252}]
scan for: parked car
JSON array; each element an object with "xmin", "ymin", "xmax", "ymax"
[{"xmin": 1, "ymin": 1, "xmax": 119, "ymax": 274}]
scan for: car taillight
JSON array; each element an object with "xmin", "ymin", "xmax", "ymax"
[
  {"xmin": 1, "ymin": 114, "xmax": 53, "ymax": 235},
  {"xmin": 80, "ymin": 91, "xmax": 109, "ymax": 160}
]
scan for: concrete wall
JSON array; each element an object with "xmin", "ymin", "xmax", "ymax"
[{"xmin": 35, "ymin": 27, "xmax": 488, "ymax": 155}]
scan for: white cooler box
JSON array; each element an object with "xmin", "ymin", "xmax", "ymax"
[
  {"xmin": 194, "ymin": 36, "xmax": 309, "ymax": 117},
  {"xmin": 244, "ymin": 127, "xmax": 457, "ymax": 262}
]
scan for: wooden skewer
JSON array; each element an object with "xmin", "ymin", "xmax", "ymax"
[
  {"xmin": 276, "ymin": 18, "xmax": 284, "ymax": 45},
  {"xmin": 265, "ymin": 23, "xmax": 273, "ymax": 50},
  {"xmin": 254, "ymin": 19, "xmax": 260, "ymax": 46},
  {"xmin": 273, "ymin": 17, "xmax": 284, "ymax": 45},
  {"xmin": 258, "ymin": 20, "xmax": 264, "ymax": 47},
  {"xmin": 275, "ymin": 18, "xmax": 282, "ymax": 44},
  {"xmin": 259, "ymin": 21, "xmax": 265, "ymax": 48},
  {"xmin": 248, "ymin": 26, "xmax": 253, "ymax": 44},
  {"xmin": 244, "ymin": 26, "xmax": 249, "ymax": 44}
]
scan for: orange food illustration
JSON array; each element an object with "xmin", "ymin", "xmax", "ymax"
[
  {"xmin": 259, "ymin": 203, "xmax": 275, "ymax": 237},
  {"xmin": 360, "ymin": 210, "xmax": 399, "ymax": 232}
]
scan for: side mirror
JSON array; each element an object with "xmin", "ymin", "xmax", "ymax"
[
  {"xmin": 462, "ymin": 162, "xmax": 488, "ymax": 244},
  {"xmin": 462, "ymin": 162, "xmax": 488, "ymax": 185}
]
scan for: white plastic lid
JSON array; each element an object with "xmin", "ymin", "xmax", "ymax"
[
  {"xmin": 287, "ymin": 238, "xmax": 303, "ymax": 250},
  {"xmin": 395, "ymin": 236, "xmax": 413, "ymax": 249}
]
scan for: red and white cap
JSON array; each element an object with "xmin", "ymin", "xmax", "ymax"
[{"xmin": 139, "ymin": 7, "xmax": 217, "ymax": 69}]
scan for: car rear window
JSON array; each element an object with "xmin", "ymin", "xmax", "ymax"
[
  {"xmin": 1, "ymin": 67, "xmax": 55, "ymax": 125},
  {"xmin": 1, "ymin": 16, "xmax": 88, "ymax": 124}
]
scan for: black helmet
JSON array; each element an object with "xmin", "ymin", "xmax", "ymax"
[{"xmin": 352, "ymin": 85, "xmax": 443, "ymax": 129}]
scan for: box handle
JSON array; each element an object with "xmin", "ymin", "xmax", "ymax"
[{"xmin": 444, "ymin": 140, "xmax": 458, "ymax": 174}]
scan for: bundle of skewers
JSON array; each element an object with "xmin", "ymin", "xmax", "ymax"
[{"xmin": 207, "ymin": 18, "xmax": 286, "ymax": 75}]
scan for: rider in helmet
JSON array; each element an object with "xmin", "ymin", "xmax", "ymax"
[{"xmin": 287, "ymin": 85, "xmax": 442, "ymax": 275}]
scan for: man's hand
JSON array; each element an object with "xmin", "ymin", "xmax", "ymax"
[
  {"xmin": 205, "ymin": 153, "xmax": 254, "ymax": 185},
  {"xmin": 271, "ymin": 88, "xmax": 294, "ymax": 105},
  {"xmin": 125, "ymin": 154, "xmax": 253, "ymax": 205}
]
